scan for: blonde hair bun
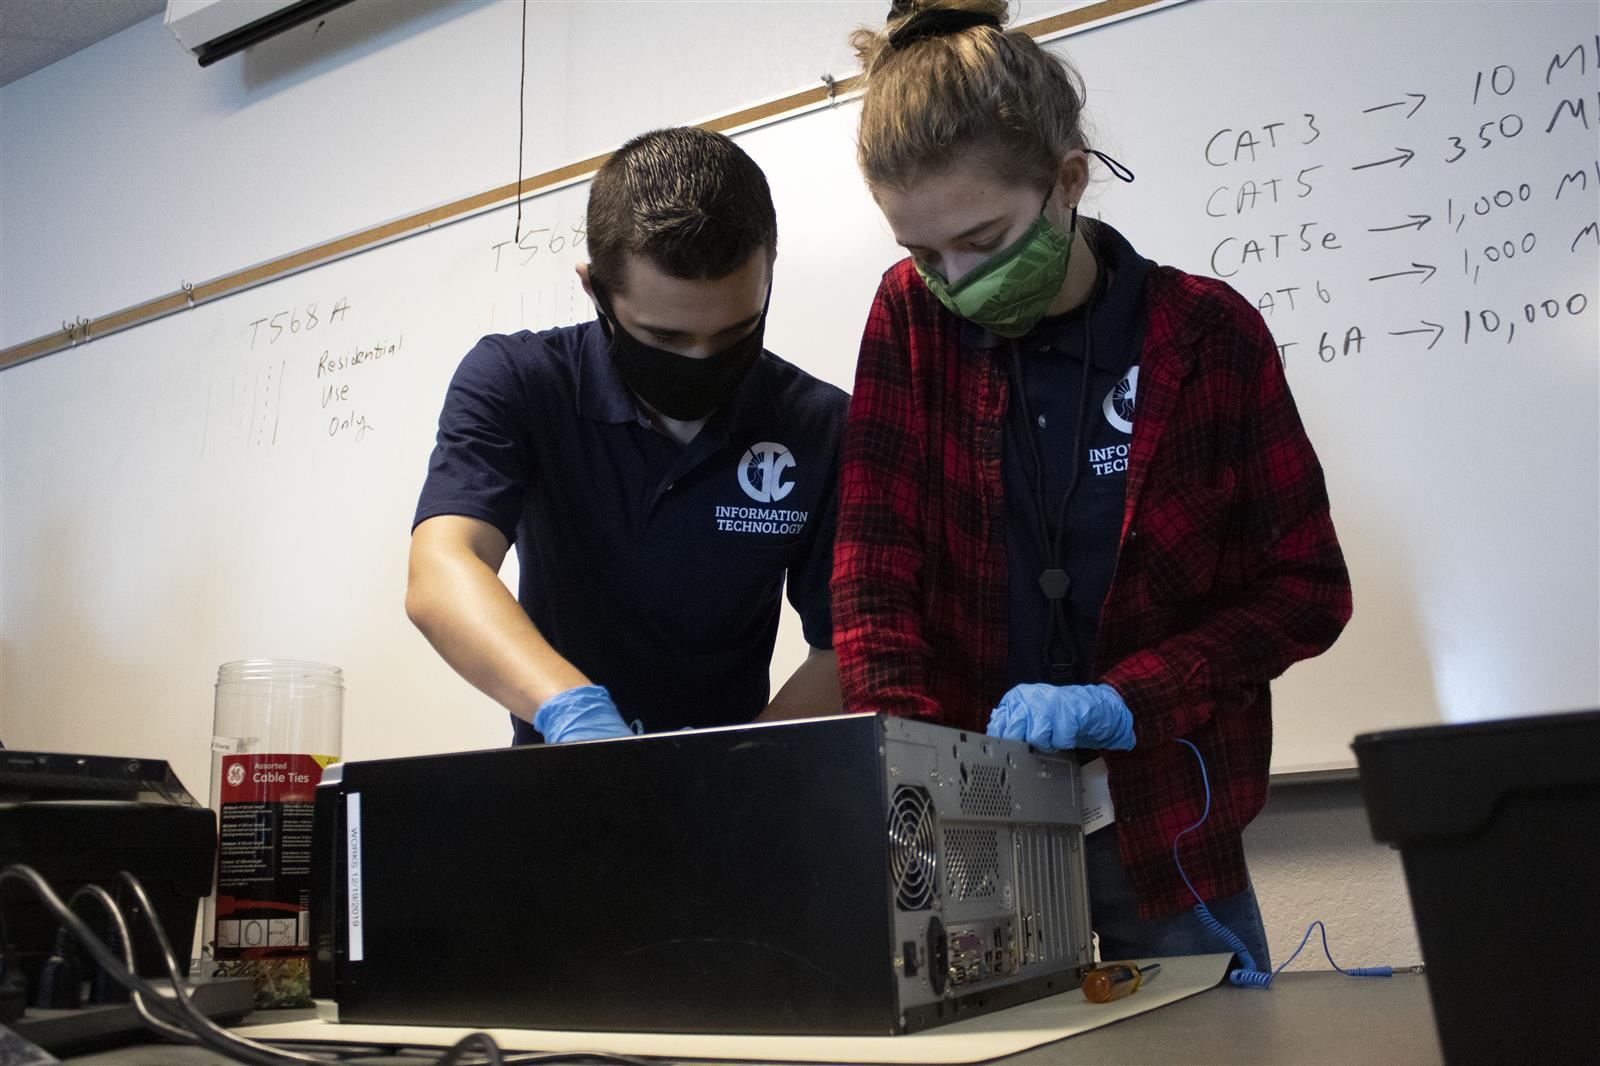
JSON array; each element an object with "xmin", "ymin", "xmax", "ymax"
[
  {"xmin": 855, "ymin": 1, "xmax": 1010, "ymax": 72},
  {"xmin": 851, "ymin": 1, "xmax": 1088, "ymax": 191}
]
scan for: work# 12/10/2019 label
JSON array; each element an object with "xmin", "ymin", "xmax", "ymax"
[{"xmin": 213, "ymin": 753, "xmax": 338, "ymax": 960}]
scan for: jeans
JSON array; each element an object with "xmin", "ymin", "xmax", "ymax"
[{"xmin": 1086, "ymin": 825, "xmax": 1272, "ymax": 971}]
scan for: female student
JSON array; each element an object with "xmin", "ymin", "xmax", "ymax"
[{"xmin": 833, "ymin": 0, "xmax": 1352, "ymax": 965}]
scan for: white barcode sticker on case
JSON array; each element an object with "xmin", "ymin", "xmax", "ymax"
[
  {"xmin": 346, "ymin": 792, "xmax": 364, "ymax": 962},
  {"xmin": 1080, "ymin": 758, "xmax": 1116, "ymax": 834}
]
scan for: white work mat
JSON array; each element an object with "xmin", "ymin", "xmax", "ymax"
[{"xmin": 240, "ymin": 953, "xmax": 1230, "ymax": 1064}]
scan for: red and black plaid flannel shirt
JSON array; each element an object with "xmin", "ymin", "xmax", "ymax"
[{"xmin": 833, "ymin": 257, "xmax": 1352, "ymax": 918}]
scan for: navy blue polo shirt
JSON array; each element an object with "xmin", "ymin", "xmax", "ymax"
[
  {"xmin": 413, "ymin": 320, "xmax": 847, "ymax": 741},
  {"xmin": 967, "ymin": 222, "xmax": 1152, "ymax": 687}
]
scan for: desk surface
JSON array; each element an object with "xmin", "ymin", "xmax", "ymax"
[{"xmin": 62, "ymin": 971, "xmax": 1443, "ymax": 1066}]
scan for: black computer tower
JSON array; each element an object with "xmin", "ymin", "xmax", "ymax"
[{"xmin": 310, "ymin": 714, "xmax": 1092, "ymax": 1035}]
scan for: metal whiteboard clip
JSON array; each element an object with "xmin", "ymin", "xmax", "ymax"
[
  {"xmin": 821, "ymin": 73, "xmax": 840, "ymax": 105},
  {"xmin": 62, "ymin": 319, "xmax": 77, "ymax": 346},
  {"xmin": 181, "ymin": 281, "xmax": 196, "ymax": 307}
]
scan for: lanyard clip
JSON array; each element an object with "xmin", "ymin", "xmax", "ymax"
[{"xmin": 1039, "ymin": 569, "xmax": 1071, "ymax": 601}]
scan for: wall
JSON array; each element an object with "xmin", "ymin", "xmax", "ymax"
[
  {"xmin": 0, "ymin": 0, "xmax": 1418, "ymax": 971},
  {"xmin": 1, "ymin": 0, "xmax": 897, "ymax": 347},
  {"xmin": 1248, "ymin": 780, "xmax": 1419, "ymax": 970}
]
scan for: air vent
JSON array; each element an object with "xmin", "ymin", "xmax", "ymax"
[
  {"xmin": 943, "ymin": 826, "xmax": 1002, "ymax": 902},
  {"xmin": 888, "ymin": 785, "xmax": 938, "ymax": 911},
  {"xmin": 958, "ymin": 761, "xmax": 1012, "ymax": 817}
]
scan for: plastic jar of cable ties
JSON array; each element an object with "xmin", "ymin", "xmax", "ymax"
[{"xmin": 203, "ymin": 659, "xmax": 343, "ymax": 1008}]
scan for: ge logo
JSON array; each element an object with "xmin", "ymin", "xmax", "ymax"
[
  {"xmin": 226, "ymin": 763, "xmax": 246, "ymax": 787},
  {"xmin": 738, "ymin": 442, "xmax": 796, "ymax": 503}
]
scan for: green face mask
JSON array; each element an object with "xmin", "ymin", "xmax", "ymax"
[{"xmin": 915, "ymin": 206, "xmax": 1074, "ymax": 339}]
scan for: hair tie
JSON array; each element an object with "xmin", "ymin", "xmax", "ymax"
[
  {"xmin": 887, "ymin": 8, "xmax": 1002, "ymax": 49},
  {"xmin": 1087, "ymin": 149, "xmax": 1136, "ymax": 183}
]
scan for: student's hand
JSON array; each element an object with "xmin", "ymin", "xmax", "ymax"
[
  {"xmin": 986, "ymin": 683, "xmax": 1136, "ymax": 751},
  {"xmin": 533, "ymin": 685, "xmax": 634, "ymax": 743}
]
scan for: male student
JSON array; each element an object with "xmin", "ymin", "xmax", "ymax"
[{"xmin": 407, "ymin": 127, "xmax": 845, "ymax": 744}]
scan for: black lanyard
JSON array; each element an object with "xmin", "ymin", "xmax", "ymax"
[{"xmin": 1006, "ymin": 297, "xmax": 1097, "ymax": 685}]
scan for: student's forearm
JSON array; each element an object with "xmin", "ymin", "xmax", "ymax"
[
  {"xmin": 406, "ymin": 549, "xmax": 590, "ymax": 722},
  {"xmin": 758, "ymin": 648, "xmax": 842, "ymax": 722}
]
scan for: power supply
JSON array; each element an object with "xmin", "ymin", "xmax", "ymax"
[{"xmin": 309, "ymin": 714, "xmax": 1092, "ymax": 1034}]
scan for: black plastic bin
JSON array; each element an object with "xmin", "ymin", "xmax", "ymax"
[{"xmin": 1353, "ymin": 710, "xmax": 1600, "ymax": 1066}]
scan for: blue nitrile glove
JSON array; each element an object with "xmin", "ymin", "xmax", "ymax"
[
  {"xmin": 532, "ymin": 685, "xmax": 634, "ymax": 743},
  {"xmin": 986, "ymin": 683, "xmax": 1136, "ymax": 751}
]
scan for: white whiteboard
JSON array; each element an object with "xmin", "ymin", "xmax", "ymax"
[
  {"xmin": 1051, "ymin": 0, "xmax": 1600, "ymax": 770},
  {"xmin": 2, "ymin": 0, "xmax": 1596, "ymax": 795}
]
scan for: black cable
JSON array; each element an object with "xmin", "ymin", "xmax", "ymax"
[
  {"xmin": 1006, "ymin": 285, "xmax": 1099, "ymax": 683},
  {"xmin": 1, "ymin": 865, "xmax": 656, "ymax": 1066},
  {"xmin": 1044, "ymin": 324, "xmax": 1097, "ymax": 678},
  {"xmin": 436, "ymin": 1031, "xmax": 506, "ymax": 1066},
  {"xmin": 2, "ymin": 865, "xmax": 288, "ymax": 1065},
  {"xmin": 1008, "ymin": 343, "xmax": 1052, "ymax": 562},
  {"xmin": 66, "ymin": 884, "xmax": 195, "ymax": 1043},
  {"xmin": 514, "ymin": 0, "xmax": 528, "ymax": 243},
  {"xmin": 114, "ymin": 872, "xmax": 650, "ymax": 1066}
]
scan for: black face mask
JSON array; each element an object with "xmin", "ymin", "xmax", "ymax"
[{"xmin": 592, "ymin": 283, "xmax": 767, "ymax": 422}]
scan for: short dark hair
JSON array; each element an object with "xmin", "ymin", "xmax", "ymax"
[{"xmin": 586, "ymin": 127, "xmax": 778, "ymax": 294}]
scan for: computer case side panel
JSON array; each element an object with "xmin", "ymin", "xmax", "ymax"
[{"xmin": 318, "ymin": 716, "xmax": 900, "ymax": 1034}]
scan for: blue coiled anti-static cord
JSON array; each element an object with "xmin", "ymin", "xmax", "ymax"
[{"xmin": 1171, "ymin": 737, "xmax": 1401, "ymax": 988}]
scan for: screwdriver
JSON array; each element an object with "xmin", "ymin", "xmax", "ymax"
[{"xmin": 1081, "ymin": 961, "xmax": 1161, "ymax": 1003}]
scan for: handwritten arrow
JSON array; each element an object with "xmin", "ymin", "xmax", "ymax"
[
  {"xmin": 1362, "ymin": 93, "xmax": 1427, "ymax": 118},
  {"xmin": 1369, "ymin": 263, "xmax": 1438, "ymax": 284},
  {"xmin": 1352, "ymin": 147, "xmax": 1416, "ymax": 171},
  {"xmin": 1368, "ymin": 214, "xmax": 1432, "ymax": 233},
  {"xmin": 1388, "ymin": 321, "xmax": 1445, "ymax": 350}
]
